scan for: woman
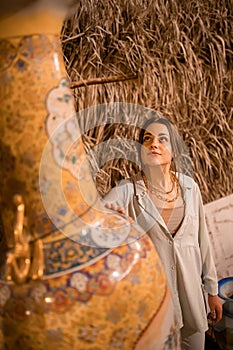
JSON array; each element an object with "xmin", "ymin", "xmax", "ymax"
[{"xmin": 103, "ymin": 116, "xmax": 222, "ymax": 350}]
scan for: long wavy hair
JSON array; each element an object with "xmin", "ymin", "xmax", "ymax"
[{"xmin": 138, "ymin": 116, "xmax": 193, "ymax": 178}]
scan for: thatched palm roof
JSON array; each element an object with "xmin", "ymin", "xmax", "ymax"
[{"xmin": 61, "ymin": 0, "xmax": 233, "ymax": 203}]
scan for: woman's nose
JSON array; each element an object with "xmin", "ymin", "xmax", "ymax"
[{"xmin": 150, "ymin": 137, "xmax": 159, "ymax": 148}]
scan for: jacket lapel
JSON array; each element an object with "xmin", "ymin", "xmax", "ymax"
[{"xmin": 132, "ymin": 174, "xmax": 168, "ymax": 233}]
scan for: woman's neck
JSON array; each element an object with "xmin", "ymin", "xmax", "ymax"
[{"xmin": 143, "ymin": 165, "xmax": 172, "ymax": 190}]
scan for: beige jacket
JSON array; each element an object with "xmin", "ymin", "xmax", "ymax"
[{"xmin": 103, "ymin": 172, "xmax": 218, "ymax": 334}]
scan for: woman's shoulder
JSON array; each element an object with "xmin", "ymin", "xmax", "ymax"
[
  {"xmin": 116, "ymin": 177, "xmax": 134, "ymax": 188},
  {"xmin": 104, "ymin": 177, "xmax": 134, "ymax": 197},
  {"xmin": 176, "ymin": 172, "xmax": 197, "ymax": 189},
  {"xmin": 116, "ymin": 172, "xmax": 144, "ymax": 186},
  {"xmin": 102, "ymin": 177, "xmax": 136, "ymax": 206},
  {"xmin": 104, "ymin": 172, "xmax": 145, "ymax": 197}
]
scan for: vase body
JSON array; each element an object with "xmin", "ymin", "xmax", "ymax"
[{"xmin": 0, "ymin": 5, "xmax": 180, "ymax": 350}]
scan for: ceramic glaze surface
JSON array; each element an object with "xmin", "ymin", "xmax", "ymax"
[
  {"xmin": 0, "ymin": 236, "xmax": 179, "ymax": 349},
  {"xmin": 0, "ymin": 11, "xmax": 180, "ymax": 350}
]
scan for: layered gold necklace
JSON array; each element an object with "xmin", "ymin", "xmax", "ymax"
[{"xmin": 142, "ymin": 172, "xmax": 179, "ymax": 203}]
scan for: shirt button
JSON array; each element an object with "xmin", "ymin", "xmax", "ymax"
[
  {"xmin": 169, "ymin": 240, "xmax": 172, "ymax": 245},
  {"xmin": 171, "ymin": 265, "xmax": 176, "ymax": 270}
]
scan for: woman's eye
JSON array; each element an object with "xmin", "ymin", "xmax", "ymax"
[
  {"xmin": 159, "ymin": 137, "xmax": 168, "ymax": 142},
  {"xmin": 143, "ymin": 135, "xmax": 151, "ymax": 142}
]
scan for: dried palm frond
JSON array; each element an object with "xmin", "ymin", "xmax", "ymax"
[{"xmin": 61, "ymin": 0, "xmax": 233, "ymax": 203}]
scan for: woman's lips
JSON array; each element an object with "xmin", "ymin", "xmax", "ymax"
[{"xmin": 148, "ymin": 151, "xmax": 161, "ymax": 156}]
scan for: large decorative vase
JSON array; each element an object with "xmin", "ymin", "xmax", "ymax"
[{"xmin": 0, "ymin": 2, "xmax": 180, "ymax": 349}]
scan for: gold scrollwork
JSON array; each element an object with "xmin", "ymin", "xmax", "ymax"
[{"xmin": 5, "ymin": 195, "xmax": 44, "ymax": 284}]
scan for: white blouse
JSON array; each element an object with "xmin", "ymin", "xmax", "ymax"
[{"xmin": 103, "ymin": 172, "xmax": 218, "ymax": 334}]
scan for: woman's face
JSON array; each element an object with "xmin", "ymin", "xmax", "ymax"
[{"xmin": 141, "ymin": 122, "xmax": 173, "ymax": 168}]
